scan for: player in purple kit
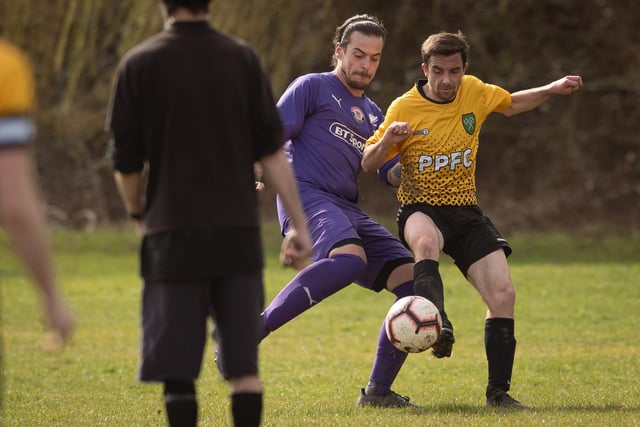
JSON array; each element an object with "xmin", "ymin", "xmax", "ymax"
[{"xmin": 257, "ymin": 14, "xmax": 452, "ymax": 407}]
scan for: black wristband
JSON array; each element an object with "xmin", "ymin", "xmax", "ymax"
[{"xmin": 129, "ymin": 212, "xmax": 143, "ymax": 220}]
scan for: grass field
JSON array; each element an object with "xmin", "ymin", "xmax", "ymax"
[{"xmin": 1, "ymin": 223, "xmax": 639, "ymax": 426}]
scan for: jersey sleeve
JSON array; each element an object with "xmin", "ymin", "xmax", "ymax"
[
  {"xmin": 276, "ymin": 75, "xmax": 317, "ymax": 142},
  {"xmin": 0, "ymin": 41, "xmax": 36, "ymax": 147},
  {"xmin": 243, "ymin": 47, "xmax": 284, "ymax": 160},
  {"xmin": 105, "ymin": 57, "xmax": 145, "ymax": 173},
  {"xmin": 377, "ymin": 154, "xmax": 400, "ymax": 185},
  {"xmin": 483, "ymin": 82, "xmax": 511, "ymax": 113},
  {"xmin": 0, "ymin": 42, "xmax": 34, "ymax": 115},
  {"xmin": 365, "ymin": 97, "xmax": 401, "ymax": 162}
]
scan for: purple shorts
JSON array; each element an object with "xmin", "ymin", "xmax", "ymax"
[{"xmin": 278, "ymin": 189, "xmax": 413, "ymax": 292}]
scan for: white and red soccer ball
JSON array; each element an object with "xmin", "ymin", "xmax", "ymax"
[{"xmin": 385, "ymin": 295, "xmax": 442, "ymax": 353}]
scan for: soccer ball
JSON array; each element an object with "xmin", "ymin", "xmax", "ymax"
[{"xmin": 385, "ymin": 295, "xmax": 442, "ymax": 353}]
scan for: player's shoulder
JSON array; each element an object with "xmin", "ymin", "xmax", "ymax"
[
  {"xmin": 213, "ymin": 31, "xmax": 263, "ymax": 63},
  {"xmin": 388, "ymin": 81, "xmax": 422, "ymax": 109},
  {"xmin": 0, "ymin": 39, "xmax": 32, "ymax": 81},
  {"xmin": 0, "ymin": 39, "xmax": 35, "ymax": 115},
  {"xmin": 460, "ymin": 74, "xmax": 499, "ymax": 97},
  {"xmin": 294, "ymin": 72, "xmax": 327, "ymax": 86},
  {"xmin": 462, "ymin": 74, "xmax": 485, "ymax": 87},
  {"xmin": 118, "ymin": 32, "xmax": 164, "ymax": 68},
  {"xmin": 463, "ymin": 74, "xmax": 506, "ymax": 91},
  {"xmin": 284, "ymin": 72, "xmax": 327, "ymax": 95}
]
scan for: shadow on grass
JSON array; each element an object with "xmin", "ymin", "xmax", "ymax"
[
  {"xmin": 402, "ymin": 402, "xmax": 640, "ymax": 414},
  {"xmin": 528, "ymin": 403, "xmax": 640, "ymax": 413}
]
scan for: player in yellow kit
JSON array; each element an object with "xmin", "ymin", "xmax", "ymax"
[
  {"xmin": 0, "ymin": 39, "xmax": 75, "ymax": 360},
  {"xmin": 362, "ymin": 31, "xmax": 582, "ymax": 408}
]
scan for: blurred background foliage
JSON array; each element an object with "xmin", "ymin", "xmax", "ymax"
[{"xmin": 0, "ymin": 0, "xmax": 638, "ymax": 234}]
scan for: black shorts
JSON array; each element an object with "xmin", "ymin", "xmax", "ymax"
[
  {"xmin": 138, "ymin": 273, "xmax": 264, "ymax": 382},
  {"xmin": 397, "ymin": 203, "xmax": 511, "ymax": 276}
]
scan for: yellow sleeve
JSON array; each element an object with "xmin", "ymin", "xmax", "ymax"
[
  {"xmin": 0, "ymin": 40, "xmax": 35, "ymax": 116},
  {"xmin": 366, "ymin": 99, "xmax": 401, "ymax": 162},
  {"xmin": 484, "ymin": 82, "xmax": 511, "ymax": 113}
]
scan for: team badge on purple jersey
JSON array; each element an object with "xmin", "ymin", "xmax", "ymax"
[{"xmin": 351, "ymin": 106, "xmax": 366, "ymax": 124}]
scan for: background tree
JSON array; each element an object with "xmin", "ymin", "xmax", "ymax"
[{"xmin": 1, "ymin": 0, "xmax": 638, "ymax": 233}]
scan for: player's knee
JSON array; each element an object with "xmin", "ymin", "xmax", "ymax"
[
  {"xmin": 411, "ymin": 233, "xmax": 439, "ymax": 258},
  {"xmin": 164, "ymin": 379, "xmax": 196, "ymax": 404},
  {"xmin": 331, "ymin": 253, "xmax": 367, "ymax": 282},
  {"xmin": 229, "ymin": 375, "xmax": 262, "ymax": 394},
  {"xmin": 490, "ymin": 281, "xmax": 516, "ymax": 310}
]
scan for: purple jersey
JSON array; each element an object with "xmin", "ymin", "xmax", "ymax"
[
  {"xmin": 275, "ymin": 72, "xmax": 413, "ymax": 291},
  {"xmin": 277, "ymin": 72, "xmax": 384, "ymax": 202}
]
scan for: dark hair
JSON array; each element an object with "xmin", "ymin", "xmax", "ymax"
[
  {"xmin": 331, "ymin": 14, "xmax": 386, "ymax": 67},
  {"xmin": 161, "ymin": 0, "xmax": 211, "ymax": 15},
  {"xmin": 333, "ymin": 14, "xmax": 386, "ymax": 48},
  {"xmin": 421, "ymin": 31, "xmax": 469, "ymax": 66}
]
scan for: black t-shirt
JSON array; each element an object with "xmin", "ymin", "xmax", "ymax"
[{"xmin": 107, "ymin": 22, "xmax": 282, "ymax": 279}]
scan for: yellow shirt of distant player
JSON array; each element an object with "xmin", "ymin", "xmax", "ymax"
[
  {"xmin": 368, "ymin": 75, "xmax": 511, "ymax": 206},
  {"xmin": 0, "ymin": 38, "xmax": 35, "ymax": 116}
]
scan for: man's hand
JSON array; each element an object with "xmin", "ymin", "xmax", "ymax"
[
  {"xmin": 41, "ymin": 294, "xmax": 75, "ymax": 352},
  {"xmin": 280, "ymin": 229, "xmax": 313, "ymax": 271},
  {"xmin": 362, "ymin": 121, "xmax": 411, "ymax": 173},
  {"xmin": 383, "ymin": 121, "xmax": 412, "ymax": 145},
  {"xmin": 550, "ymin": 75, "xmax": 583, "ymax": 95}
]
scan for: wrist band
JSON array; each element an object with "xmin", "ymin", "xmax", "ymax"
[{"xmin": 129, "ymin": 212, "xmax": 143, "ymax": 220}]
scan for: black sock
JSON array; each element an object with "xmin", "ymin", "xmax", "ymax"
[
  {"xmin": 413, "ymin": 259, "xmax": 450, "ymax": 323},
  {"xmin": 231, "ymin": 392, "xmax": 262, "ymax": 427},
  {"xmin": 484, "ymin": 318, "xmax": 516, "ymax": 397},
  {"xmin": 164, "ymin": 380, "xmax": 197, "ymax": 427}
]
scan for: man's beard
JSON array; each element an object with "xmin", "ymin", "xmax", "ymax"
[
  {"xmin": 340, "ymin": 67, "xmax": 371, "ymax": 91},
  {"xmin": 435, "ymin": 83, "xmax": 457, "ymax": 101}
]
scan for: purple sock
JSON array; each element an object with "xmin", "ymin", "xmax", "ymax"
[
  {"xmin": 365, "ymin": 281, "xmax": 413, "ymax": 396},
  {"xmin": 260, "ymin": 254, "xmax": 366, "ymax": 340}
]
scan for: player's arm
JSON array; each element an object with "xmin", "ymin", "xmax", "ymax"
[
  {"xmin": 113, "ymin": 170, "xmax": 144, "ymax": 221},
  {"xmin": 361, "ymin": 121, "xmax": 411, "ymax": 173},
  {"xmin": 377, "ymin": 154, "xmax": 401, "ymax": 188},
  {"xmin": 0, "ymin": 147, "xmax": 76, "ymax": 348},
  {"xmin": 276, "ymin": 76, "xmax": 314, "ymax": 141},
  {"xmin": 260, "ymin": 148, "xmax": 312, "ymax": 270},
  {"xmin": 253, "ymin": 162, "xmax": 265, "ymax": 191},
  {"xmin": 499, "ymin": 75, "xmax": 583, "ymax": 117},
  {"xmin": 0, "ymin": 43, "xmax": 75, "ymax": 349},
  {"xmin": 106, "ymin": 64, "xmax": 145, "ymax": 224}
]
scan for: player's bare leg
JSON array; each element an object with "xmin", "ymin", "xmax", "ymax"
[
  {"xmin": 467, "ymin": 251, "xmax": 528, "ymax": 409},
  {"xmin": 404, "ymin": 212, "xmax": 455, "ymax": 358}
]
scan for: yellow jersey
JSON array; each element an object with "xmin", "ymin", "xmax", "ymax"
[
  {"xmin": 0, "ymin": 38, "xmax": 36, "ymax": 147},
  {"xmin": 367, "ymin": 75, "xmax": 511, "ymax": 206}
]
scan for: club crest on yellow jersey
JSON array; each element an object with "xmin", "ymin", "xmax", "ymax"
[{"xmin": 462, "ymin": 112, "xmax": 476, "ymax": 135}]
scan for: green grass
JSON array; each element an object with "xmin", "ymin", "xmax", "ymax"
[{"xmin": 1, "ymin": 223, "xmax": 639, "ymax": 426}]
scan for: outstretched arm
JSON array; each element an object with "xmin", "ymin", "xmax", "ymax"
[{"xmin": 500, "ymin": 75, "xmax": 583, "ymax": 117}]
